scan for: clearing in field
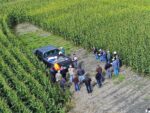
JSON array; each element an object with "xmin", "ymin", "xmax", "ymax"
[{"xmin": 16, "ymin": 23, "xmax": 150, "ymax": 113}]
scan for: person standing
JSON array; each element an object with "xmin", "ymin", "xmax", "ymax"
[
  {"xmin": 113, "ymin": 51, "xmax": 117, "ymax": 60},
  {"xmin": 68, "ymin": 65, "xmax": 75, "ymax": 83},
  {"xmin": 60, "ymin": 66, "xmax": 68, "ymax": 80},
  {"xmin": 60, "ymin": 77, "xmax": 66, "ymax": 91},
  {"xmin": 93, "ymin": 47, "xmax": 99, "ymax": 60},
  {"xmin": 96, "ymin": 65, "xmax": 102, "ymax": 74},
  {"xmin": 95, "ymin": 72, "xmax": 102, "ymax": 88},
  {"xmin": 73, "ymin": 75, "xmax": 80, "ymax": 92},
  {"xmin": 56, "ymin": 70, "xmax": 62, "ymax": 82},
  {"xmin": 99, "ymin": 49, "xmax": 103, "ymax": 62},
  {"xmin": 72, "ymin": 54, "xmax": 78, "ymax": 69},
  {"xmin": 96, "ymin": 65, "xmax": 105, "ymax": 82},
  {"xmin": 77, "ymin": 67, "xmax": 85, "ymax": 84},
  {"xmin": 112, "ymin": 58, "xmax": 119, "ymax": 76},
  {"xmin": 102, "ymin": 50, "xmax": 107, "ymax": 62},
  {"xmin": 83, "ymin": 75, "xmax": 92, "ymax": 93},
  {"xmin": 105, "ymin": 62, "xmax": 112, "ymax": 78},
  {"xmin": 50, "ymin": 67, "xmax": 57, "ymax": 83},
  {"xmin": 106, "ymin": 51, "xmax": 111, "ymax": 63}
]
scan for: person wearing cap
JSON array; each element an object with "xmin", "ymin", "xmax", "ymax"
[
  {"xmin": 113, "ymin": 51, "xmax": 117, "ymax": 59},
  {"xmin": 99, "ymin": 49, "xmax": 103, "ymax": 61},
  {"xmin": 112, "ymin": 58, "xmax": 119, "ymax": 76},
  {"xmin": 72, "ymin": 54, "xmax": 78, "ymax": 68}
]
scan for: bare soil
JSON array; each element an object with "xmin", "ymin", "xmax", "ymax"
[{"xmin": 16, "ymin": 23, "xmax": 150, "ymax": 113}]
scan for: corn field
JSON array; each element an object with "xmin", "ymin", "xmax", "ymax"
[{"xmin": 0, "ymin": 0, "xmax": 150, "ymax": 112}]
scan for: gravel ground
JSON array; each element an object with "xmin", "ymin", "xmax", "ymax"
[{"xmin": 69, "ymin": 48, "xmax": 150, "ymax": 113}]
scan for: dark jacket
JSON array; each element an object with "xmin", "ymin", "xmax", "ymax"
[
  {"xmin": 95, "ymin": 72, "xmax": 102, "ymax": 80},
  {"xmin": 77, "ymin": 68, "xmax": 85, "ymax": 76},
  {"xmin": 93, "ymin": 48, "xmax": 98, "ymax": 54},
  {"xmin": 105, "ymin": 63, "xmax": 112, "ymax": 70},
  {"xmin": 83, "ymin": 77, "xmax": 91, "ymax": 86},
  {"xmin": 60, "ymin": 68, "xmax": 68, "ymax": 78}
]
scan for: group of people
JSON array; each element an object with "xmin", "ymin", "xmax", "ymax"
[
  {"xmin": 48, "ymin": 46, "xmax": 122, "ymax": 94},
  {"xmin": 93, "ymin": 47, "xmax": 121, "ymax": 77}
]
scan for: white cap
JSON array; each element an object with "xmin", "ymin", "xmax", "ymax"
[
  {"xmin": 59, "ymin": 51, "xmax": 62, "ymax": 55},
  {"xmin": 113, "ymin": 51, "xmax": 117, "ymax": 54},
  {"xmin": 107, "ymin": 51, "xmax": 110, "ymax": 53},
  {"xmin": 112, "ymin": 58, "xmax": 115, "ymax": 61}
]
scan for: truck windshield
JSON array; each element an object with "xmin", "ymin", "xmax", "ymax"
[{"xmin": 44, "ymin": 49, "xmax": 59, "ymax": 58}]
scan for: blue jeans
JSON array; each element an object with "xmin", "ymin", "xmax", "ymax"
[
  {"xmin": 69, "ymin": 75, "xmax": 73, "ymax": 82},
  {"xmin": 96, "ymin": 79, "xmax": 102, "ymax": 87},
  {"xmin": 114, "ymin": 68, "xmax": 119, "ymax": 76},
  {"xmin": 74, "ymin": 83, "xmax": 80, "ymax": 91},
  {"xmin": 85, "ymin": 84, "xmax": 92, "ymax": 93},
  {"xmin": 106, "ymin": 69, "xmax": 112, "ymax": 78}
]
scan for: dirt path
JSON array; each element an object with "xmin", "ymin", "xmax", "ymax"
[
  {"xmin": 69, "ymin": 49, "xmax": 150, "ymax": 113},
  {"xmin": 15, "ymin": 23, "xmax": 150, "ymax": 113}
]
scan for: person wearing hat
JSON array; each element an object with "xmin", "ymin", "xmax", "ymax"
[
  {"xmin": 72, "ymin": 54, "xmax": 78, "ymax": 68},
  {"xmin": 99, "ymin": 49, "xmax": 103, "ymax": 62},
  {"xmin": 112, "ymin": 58, "xmax": 119, "ymax": 76},
  {"xmin": 113, "ymin": 51, "xmax": 117, "ymax": 59}
]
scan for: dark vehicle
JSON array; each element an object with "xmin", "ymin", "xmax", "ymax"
[{"xmin": 34, "ymin": 45, "xmax": 72, "ymax": 67}]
